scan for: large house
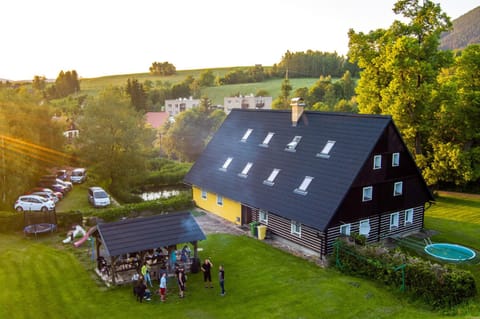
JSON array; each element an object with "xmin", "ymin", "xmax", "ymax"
[
  {"xmin": 184, "ymin": 99, "xmax": 434, "ymax": 257},
  {"xmin": 165, "ymin": 97, "xmax": 200, "ymax": 116},
  {"xmin": 223, "ymin": 95, "xmax": 272, "ymax": 114}
]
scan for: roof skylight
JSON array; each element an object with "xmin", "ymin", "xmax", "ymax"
[
  {"xmin": 317, "ymin": 140, "xmax": 336, "ymax": 158},
  {"xmin": 263, "ymin": 168, "xmax": 281, "ymax": 186},
  {"xmin": 294, "ymin": 176, "xmax": 314, "ymax": 195},
  {"xmin": 220, "ymin": 157, "xmax": 233, "ymax": 171},
  {"xmin": 260, "ymin": 132, "xmax": 275, "ymax": 147},
  {"xmin": 241, "ymin": 129, "xmax": 253, "ymax": 142},
  {"xmin": 238, "ymin": 162, "xmax": 253, "ymax": 178},
  {"xmin": 285, "ymin": 136, "xmax": 302, "ymax": 152}
]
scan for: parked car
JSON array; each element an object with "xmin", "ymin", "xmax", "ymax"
[
  {"xmin": 70, "ymin": 168, "xmax": 87, "ymax": 184},
  {"xmin": 14, "ymin": 195, "xmax": 55, "ymax": 212},
  {"xmin": 56, "ymin": 169, "xmax": 68, "ymax": 181},
  {"xmin": 55, "ymin": 178, "xmax": 73, "ymax": 191},
  {"xmin": 29, "ymin": 187, "xmax": 63, "ymax": 200},
  {"xmin": 88, "ymin": 187, "xmax": 111, "ymax": 208},
  {"xmin": 30, "ymin": 191, "xmax": 59, "ymax": 204}
]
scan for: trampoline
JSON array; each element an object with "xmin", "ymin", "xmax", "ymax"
[{"xmin": 24, "ymin": 223, "xmax": 57, "ymax": 235}]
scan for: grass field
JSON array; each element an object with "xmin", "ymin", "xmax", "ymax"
[
  {"xmin": 79, "ymin": 68, "xmax": 319, "ymax": 105},
  {"xmin": 0, "ymin": 192, "xmax": 479, "ymax": 318}
]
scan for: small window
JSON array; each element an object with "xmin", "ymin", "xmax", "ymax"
[
  {"xmin": 241, "ymin": 129, "xmax": 253, "ymax": 142},
  {"xmin": 373, "ymin": 155, "xmax": 382, "ymax": 170},
  {"xmin": 294, "ymin": 176, "xmax": 313, "ymax": 195},
  {"xmin": 340, "ymin": 224, "xmax": 351, "ymax": 236},
  {"xmin": 359, "ymin": 219, "xmax": 370, "ymax": 237},
  {"xmin": 263, "ymin": 168, "xmax": 281, "ymax": 186},
  {"xmin": 291, "ymin": 220, "xmax": 301, "ymax": 236},
  {"xmin": 393, "ymin": 182, "xmax": 403, "ymax": 196},
  {"xmin": 390, "ymin": 212, "xmax": 399, "ymax": 230},
  {"xmin": 362, "ymin": 186, "xmax": 373, "ymax": 202},
  {"xmin": 259, "ymin": 210, "xmax": 268, "ymax": 224},
  {"xmin": 317, "ymin": 140, "xmax": 336, "ymax": 158},
  {"xmin": 392, "ymin": 153, "xmax": 400, "ymax": 167},
  {"xmin": 238, "ymin": 162, "xmax": 253, "ymax": 178},
  {"xmin": 201, "ymin": 189, "xmax": 207, "ymax": 200},
  {"xmin": 216, "ymin": 195, "xmax": 223, "ymax": 206},
  {"xmin": 260, "ymin": 132, "xmax": 275, "ymax": 147},
  {"xmin": 404, "ymin": 208, "xmax": 413, "ymax": 225},
  {"xmin": 285, "ymin": 136, "xmax": 302, "ymax": 152},
  {"xmin": 220, "ymin": 157, "xmax": 233, "ymax": 171}
]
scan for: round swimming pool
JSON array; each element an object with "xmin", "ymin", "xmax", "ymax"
[{"xmin": 424, "ymin": 243, "xmax": 476, "ymax": 261}]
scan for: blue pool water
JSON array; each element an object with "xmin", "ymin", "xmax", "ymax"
[{"xmin": 424, "ymin": 243, "xmax": 476, "ymax": 261}]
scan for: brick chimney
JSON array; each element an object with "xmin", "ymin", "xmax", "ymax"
[{"xmin": 290, "ymin": 97, "xmax": 305, "ymax": 127}]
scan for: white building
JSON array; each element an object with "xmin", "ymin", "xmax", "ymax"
[
  {"xmin": 223, "ymin": 95, "xmax": 272, "ymax": 114},
  {"xmin": 165, "ymin": 97, "xmax": 200, "ymax": 116}
]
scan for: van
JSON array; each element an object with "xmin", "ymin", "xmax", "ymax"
[
  {"xmin": 88, "ymin": 187, "xmax": 111, "ymax": 208},
  {"xmin": 70, "ymin": 168, "xmax": 87, "ymax": 184}
]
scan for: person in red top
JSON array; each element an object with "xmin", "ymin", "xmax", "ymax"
[{"xmin": 201, "ymin": 258, "xmax": 213, "ymax": 288}]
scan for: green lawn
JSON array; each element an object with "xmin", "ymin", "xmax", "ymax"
[{"xmin": 1, "ymin": 192, "xmax": 479, "ymax": 318}]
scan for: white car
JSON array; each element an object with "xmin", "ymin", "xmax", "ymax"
[
  {"xmin": 30, "ymin": 192, "xmax": 60, "ymax": 204},
  {"xmin": 14, "ymin": 195, "xmax": 55, "ymax": 212}
]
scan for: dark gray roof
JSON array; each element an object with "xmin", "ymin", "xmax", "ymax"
[
  {"xmin": 184, "ymin": 109, "xmax": 392, "ymax": 231},
  {"xmin": 96, "ymin": 212, "xmax": 206, "ymax": 257}
]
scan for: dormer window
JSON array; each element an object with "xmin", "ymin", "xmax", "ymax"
[
  {"xmin": 263, "ymin": 168, "xmax": 281, "ymax": 186},
  {"xmin": 220, "ymin": 157, "xmax": 233, "ymax": 171},
  {"xmin": 392, "ymin": 152, "xmax": 400, "ymax": 167},
  {"xmin": 260, "ymin": 132, "xmax": 275, "ymax": 147},
  {"xmin": 285, "ymin": 136, "xmax": 302, "ymax": 152},
  {"xmin": 294, "ymin": 176, "xmax": 313, "ymax": 195},
  {"xmin": 241, "ymin": 129, "xmax": 253, "ymax": 142},
  {"xmin": 238, "ymin": 162, "xmax": 253, "ymax": 178},
  {"xmin": 317, "ymin": 140, "xmax": 336, "ymax": 158},
  {"xmin": 373, "ymin": 155, "xmax": 382, "ymax": 170}
]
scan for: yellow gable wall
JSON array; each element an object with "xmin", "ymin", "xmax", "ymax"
[{"xmin": 192, "ymin": 186, "xmax": 242, "ymax": 225}]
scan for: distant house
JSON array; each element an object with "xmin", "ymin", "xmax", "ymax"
[
  {"xmin": 145, "ymin": 112, "xmax": 170, "ymax": 129},
  {"xmin": 184, "ymin": 98, "xmax": 434, "ymax": 257},
  {"xmin": 165, "ymin": 97, "xmax": 200, "ymax": 116},
  {"xmin": 223, "ymin": 95, "xmax": 272, "ymax": 114}
]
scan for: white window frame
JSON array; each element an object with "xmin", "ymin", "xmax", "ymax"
[
  {"xmin": 362, "ymin": 186, "xmax": 373, "ymax": 202},
  {"xmin": 259, "ymin": 210, "xmax": 268, "ymax": 224},
  {"xmin": 263, "ymin": 168, "xmax": 281, "ymax": 186},
  {"xmin": 393, "ymin": 181, "xmax": 403, "ymax": 196},
  {"xmin": 286, "ymin": 135, "xmax": 302, "ymax": 151},
  {"xmin": 373, "ymin": 155, "xmax": 382, "ymax": 170},
  {"xmin": 340, "ymin": 224, "xmax": 351, "ymax": 236},
  {"xmin": 392, "ymin": 152, "xmax": 400, "ymax": 167},
  {"xmin": 390, "ymin": 212, "xmax": 399, "ymax": 230},
  {"xmin": 294, "ymin": 176, "xmax": 313, "ymax": 195},
  {"xmin": 404, "ymin": 208, "xmax": 413, "ymax": 225},
  {"xmin": 241, "ymin": 128, "xmax": 253, "ymax": 142},
  {"xmin": 201, "ymin": 189, "xmax": 207, "ymax": 200},
  {"xmin": 318, "ymin": 140, "xmax": 336, "ymax": 158},
  {"xmin": 260, "ymin": 132, "xmax": 275, "ymax": 147},
  {"xmin": 359, "ymin": 219, "xmax": 370, "ymax": 237},
  {"xmin": 220, "ymin": 157, "xmax": 233, "ymax": 171},
  {"xmin": 216, "ymin": 195, "xmax": 223, "ymax": 206},
  {"xmin": 238, "ymin": 162, "xmax": 253, "ymax": 178},
  {"xmin": 291, "ymin": 220, "xmax": 302, "ymax": 236}
]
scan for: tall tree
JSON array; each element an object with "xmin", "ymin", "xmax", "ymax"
[
  {"xmin": 348, "ymin": 0, "xmax": 452, "ymax": 157},
  {"xmin": 126, "ymin": 78, "xmax": 147, "ymax": 113},
  {"xmin": 75, "ymin": 87, "xmax": 155, "ymax": 195}
]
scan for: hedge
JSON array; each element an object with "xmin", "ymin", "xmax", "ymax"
[
  {"xmin": 0, "ymin": 192, "xmax": 194, "ymax": 232},
  {"xmin": 333, "ymin": 239, "xmax": 477, "ymax": 308}
]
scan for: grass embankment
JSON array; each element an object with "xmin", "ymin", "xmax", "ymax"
[{"xmin": 0, "ymin": 191, "xmax": 479, "ymax": 318}]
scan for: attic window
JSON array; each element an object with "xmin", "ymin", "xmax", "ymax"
[
  {"xmin": 241, "ymin": 128, "xmax": 253, "ymax": 142},
  {"xmin": 392, "ymin": 153, "xmax": 400, "ymax": 167},
  {"xmin": 263, "ymin": 168, "xmax": 281, "ymax": 186},
  {"xmin": 285, "ymin": 136, "xmax": 302, "ymax": 152},
  {"xmin": 220, "ymin": 157, "xmax": 233, "ymax": 171},
  {"xmin": 238, "ymin": 162, "xmax": 253, "ymax": 178},
  {"xmin": 317, "ymin": 140, "xmax": 336, "ymax": 158},
  {"xmin": 260, "ymin": 132, "xmax": 275, "ymax": 147},
  {"xmin": 294, "ymin": 176, "xmax": 313, "ymax": 195}
]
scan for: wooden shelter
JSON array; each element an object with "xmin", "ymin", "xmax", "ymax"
[{"xmin": 91, "ymin": 211, "xmax": 206, "ymax": 285}]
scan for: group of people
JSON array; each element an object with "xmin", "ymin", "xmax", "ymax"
[{"xmin": 132, "ymin": 256, "xmax": 226, "ymax": 303}]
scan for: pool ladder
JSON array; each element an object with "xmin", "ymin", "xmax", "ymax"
[{"xmin": 424, "ymin": 237, "xmax": 433, "ymax": 246}]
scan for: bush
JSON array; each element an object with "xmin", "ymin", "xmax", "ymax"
[{"xmin": 333, "ymin": 239, "xmax": 477, "ymax": 308}]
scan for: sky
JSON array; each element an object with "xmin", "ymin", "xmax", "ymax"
[{"xmin": 1, "ymin": 0, "xmax": 478, "ymax": 81}]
